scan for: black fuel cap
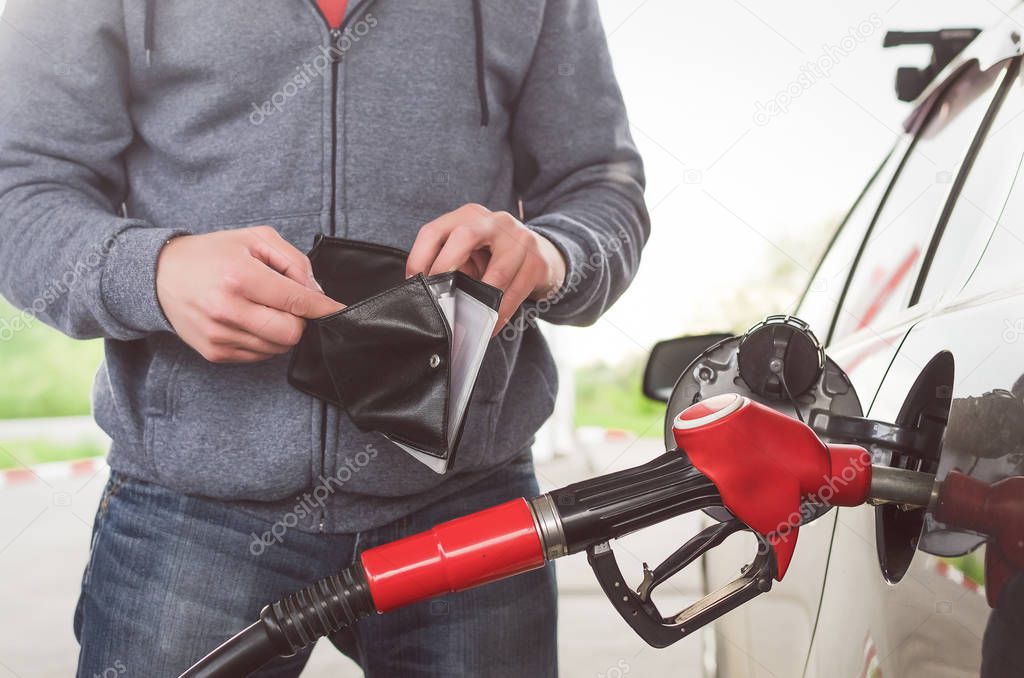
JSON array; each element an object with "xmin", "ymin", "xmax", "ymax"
[{"xmin": 737, "ymin": 315, "xmax": 824, "ymax": 401}]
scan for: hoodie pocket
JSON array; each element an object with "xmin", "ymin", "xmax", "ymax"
[
  {"xmin": 148, "ymin": 350, "xmax": 314, "ymax": 501},
  {"xmin": 142, "ymin": 335, "xmax": 184, "ymax": 417},
  {"xmin": 141, "ymin": 337, "xmax": 185, "ymax": 452}
]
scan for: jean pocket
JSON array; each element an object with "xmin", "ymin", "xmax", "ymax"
[
  {"xmin": 78, "ymin": 471, "xmax": 124, "ymax": 601},
  {"xmin": 97, "ymin": 472, "xmax": 125, "ymax": 518}
]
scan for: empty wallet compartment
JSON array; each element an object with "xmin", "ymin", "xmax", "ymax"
[{"xmin": 287, "ymin": 235, "xmax": 502, "ymax": 473}]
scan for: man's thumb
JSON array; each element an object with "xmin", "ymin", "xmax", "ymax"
[{"xmin": 294, "ymin": 289, "xmax": 345, "ymax": 319}]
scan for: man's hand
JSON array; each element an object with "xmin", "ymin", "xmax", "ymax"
[
  {"xmin": 155, "ymin": 226, "xmax": 343, "ymax": 363},
  {"xmin": 406, "ymin": 204, "xmax": 567, "ymax": 332}
]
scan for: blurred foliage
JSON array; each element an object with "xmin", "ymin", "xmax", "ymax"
[
  {"xmin": 0, "ymin": 300, "xmax": 102, "ymax": 419},
  {"xmin": 574, "ymin": 354, "xmax": 664, "ymax": 436},
  {"xmin": 945, "ymin": 552, "xmax": 986, "ymax": 586},
  {"xmin": 687, "ymin": 225, "xmax": 840, "ymax": 336},
  {"xmin": 573, "ymin": 220, "xmax": 840, "ymax": 434},
  {"xmin": 0, "ymin": 437, "xmax": 105, "ymax": 470}
]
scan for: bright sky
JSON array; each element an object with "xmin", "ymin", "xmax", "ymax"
[{"xmin": 565, "ymin": 0, "xmax": 1023, "ymax": 366}]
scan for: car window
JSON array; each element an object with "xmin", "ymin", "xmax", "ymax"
[
  {"xmin": 960, "ymin": 150, "xmax": 1024, "ymax": 298},
  {"xmin": 796, "ymin": 144, "xmax": 905, "ymax": 338},
  {"xmin": 915, "ymin": 59, "xmax": 1024, "ymax": 304},
  {"xmin": 832, "ymin": 60, "xmax": 1009, "ymax": 342}
]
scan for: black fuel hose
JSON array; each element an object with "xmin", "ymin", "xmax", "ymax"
[
  {"xmin": 182, "ymin": 452, "xmax": 721, "ymax": 677},
  {"xmin": 178, "ymin": 622, "xmax": 278, "ymax": 677},
  {"xmin": 180, "ymin": 564, "xmax": 375, "ymax": 678}
]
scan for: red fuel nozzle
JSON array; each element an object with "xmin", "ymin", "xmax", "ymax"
[
  {"xmin": 935, "ymin": 472, "xmax": 1024, "ymax": 606},
  {"xmin": 673, "ymin": 394, "xmax": 872, "ymax": 577}
]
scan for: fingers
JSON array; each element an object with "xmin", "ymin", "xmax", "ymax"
[
  {"xmin": 242, "ymin": 258, "xmax": 345, "ymax": 319},
  {"xmin": 428, "ymin": 226, "xmax": 488, "ymax": 276},
  {"xmin": 191, "ymin": 310, "xmax": 283, "ymax": 362},
  {"xmin": 469, "ymin": 250, "xmax": 491, "ymax": 275},
  {"xmin": 406, "ymin": 206, "xmax": 553, "ymax": 334},
  {"xmin": 224, "ymin": 300, "xmax": 307, "ymax": 348},
  {"xmin": 210, "ymin": 325, "xmax": 290, "ymax": 357},
  {"xmin": 158, "ymin": 226, "xmax": 343, "ymax": 365},
  {"xmin": 458, "ymin": 249, "xmax": 491, "ymax": 278},
  {"xmin": 407, "ymin": 204, "xmax": 490, "ymax": 277},
  {"xmin": 480, "ymin": 239, "xmax": 527, "ymax": 291},
  {"xmin": 202, "ymin": 345, "xmax": 276, "ymax": 364},
  {"xmin": 406, "ymin": 214, "xmax": 458, "ymax": 277},
  {"xmin": 240, "ymin": 226, "xmax": 341, "ymax": 319},
  {"xmin": 222, "ymin": 349, "xmax": 275, "ymax": 363},
  {"xmin": 456, "ymin": 250, "xmax": 492, "ymax": 278},
  {"xmin": 247, "ymin": 226, "xmax": 321, "ymax": 291},
  {"xmin": 495, "ymin": 263, "xmax": 541, "ymax": 333},
  {"xmin": 404, "ymin": 205, "xmax": 560, "ymax": 336}
]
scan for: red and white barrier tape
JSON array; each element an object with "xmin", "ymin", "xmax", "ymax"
[{"xmin": 0, "ymin": 457, "xmax": 106, "ymax": 487}]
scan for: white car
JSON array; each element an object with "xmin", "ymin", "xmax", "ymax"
[{"xmin": 646, "ymin": 13, "xmax": 1024, "ymax": 678}]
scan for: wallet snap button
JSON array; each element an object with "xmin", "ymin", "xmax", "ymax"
[{"xmin": 429, "ymin": 354, "xmax": 441, "ymax": 368}]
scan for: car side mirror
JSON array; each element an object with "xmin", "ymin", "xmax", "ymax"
[{"xmin": 642, "ymin": 333, "xmax": 733, "ymax": 402}]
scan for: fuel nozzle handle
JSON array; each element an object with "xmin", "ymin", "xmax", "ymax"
[
  {"xmin": 531, "ymin": 450, "xmax": 722, "ymax": 559},
  {"xmin": 581, "ymin": 393, "xmax": 878, "ymax": 649}
]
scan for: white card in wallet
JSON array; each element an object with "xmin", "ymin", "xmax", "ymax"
[{"xmin": 390, "ymin": 277, "xmax": 499, "ymax": 473}]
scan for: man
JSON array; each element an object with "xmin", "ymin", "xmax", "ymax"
[{"xmin": 0, "ymin": 0, "xmax": 648, "ymax": 675}]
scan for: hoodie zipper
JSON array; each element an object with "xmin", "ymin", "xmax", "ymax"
[
  {"xmin": 327, "ymin": 28, "xmax": 342, "ymax": 239},
  {"xmin": 318, "ymin": 29, "xmax": 341, "ymax": 535},
  {"xmin": 312, "ymin": 1, "xmax": 377, "ymax": 534}
]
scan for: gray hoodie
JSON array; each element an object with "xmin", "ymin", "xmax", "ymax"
[{"xmin": 0, "ymin": 0, "xmax": 648, "ymax": 533}]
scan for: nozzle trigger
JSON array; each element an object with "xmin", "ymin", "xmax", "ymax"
[{"xmin": 587, "ymin": 521, "xmax": 777, "ymax": 648}]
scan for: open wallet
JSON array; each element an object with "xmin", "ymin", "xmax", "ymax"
[{"xmin": 287, "ymin": 235, "xmax": 503, "ymax": 473}]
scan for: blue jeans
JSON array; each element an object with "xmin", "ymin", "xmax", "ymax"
[{"xmin": 74, "ymin": 454, "xmax": 557, "ymax": 677}]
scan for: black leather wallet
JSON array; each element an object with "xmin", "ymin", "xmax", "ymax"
[{"xmin": 288, "ymin": 235, "xmax": 503, "ymax": 473}]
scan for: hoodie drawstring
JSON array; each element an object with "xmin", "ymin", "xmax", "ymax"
[
  {"xmin": 471, "ymin": 0, "xmax": 489, "ymax": 127},
  {"xmin": 143, "ymin": 0, "xmax": 155, "ymax": 65},
  {"xmin": 142, "ymin": 0, "xmax": 488, "ymax": 124}
]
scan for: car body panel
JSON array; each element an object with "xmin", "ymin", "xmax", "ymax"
[
  {"xmin": 807, "ymin": 292, "xmax": 1024, "ymax": 677},
  {"xmin": 709, "ymin": 10, "xmax": 1024, "ymax": 676},
  {"xmin": 705, "ymin": 513, "xmax": 838, "ymax": 678}
]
